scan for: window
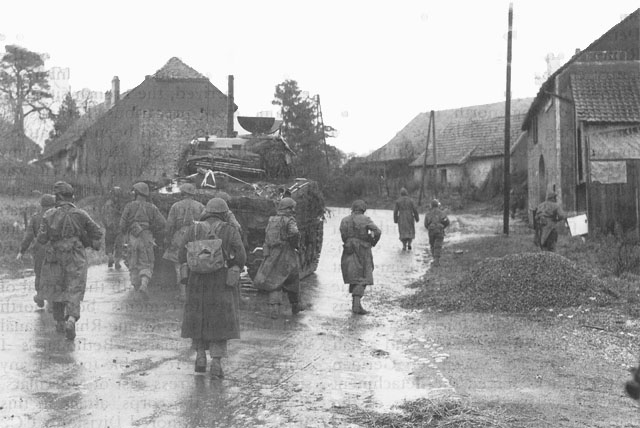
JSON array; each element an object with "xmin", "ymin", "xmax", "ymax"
[{"xmin": 532, "ymin": 116, "xmax": 539, "ymax": 144}]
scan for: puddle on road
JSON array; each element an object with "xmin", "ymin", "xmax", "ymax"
[{"xmin": 0, "ymin": 206, "xmax": 509, "ymax": 426}]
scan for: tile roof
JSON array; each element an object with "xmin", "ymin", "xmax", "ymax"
[
  {"xmin": 571, "ymin": 72, "xmax": 640, "ymax": 123},
  {"xmin": 153, "ymin": 57, "xmax": 207, "ymax": 80},
  {"xmin": 368, "ymin": 99, "xmax": 533, "ymax": 162},
  {"xmin": 523, "ymin": 9, "xmax": 640, "ymax": 130},
  {"xmin": 410, "ymin": 114, "xmax": 525, "ymax": 167},
  {"xmin": 41, "ymin": 103, "xmax": 107, "ymax": 158}
]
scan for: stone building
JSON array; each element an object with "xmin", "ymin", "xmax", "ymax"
[
  {"xmin": 521, "ymin": 9, "xmax": 640, "ymax": 232},
  {"xmin": 40, "ymin": 57, "xmax": 234, "ymax": 189}
]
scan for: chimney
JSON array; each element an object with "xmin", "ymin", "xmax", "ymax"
[
  {"xmin": 575, "ymin": 48, "xmax": 581, "ymax": 56},
  {"xmin": 112, "ymin": 76, "xmax": 120, "ymax": 105},
  {"xmin": 105, "ymin": 90, "xmax": 112, "ymax": 109},
  {"xmin": 227, "ymin": 75, "xmax": 235, "ymax": 137}
]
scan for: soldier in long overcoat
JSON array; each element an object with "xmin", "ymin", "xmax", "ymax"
[
  {"xmin": 177, "ymin": 198, "xmax": 246, "ymax": 378},
  {"xmin": 102, "ymin": 186, "xmax": 125, "ymax": 269},
  {"xmin": 534, "ymin": 191, "xmax": 567, "ymax": 252},
  {"xmin": 37, "ymin": 182, "xmax": 102, "ymax": 340},
  {"xmin": 393, "ymin": 187, "xmax": 419, "ymax": 251},
  {"xmin": 340, "ymin": 199, "xmax": 381, "ymax": 315},
  {"xmin": 17, "ymin": 194, "xmax": 56, "ymax": 308},
  {"xmin": 424, "ymin": 199, "xmax": 450, "ymax": 267},
  {"xmin": 119, "ymin": 182, "xmax": 166, "ymax": 298},
  {"xmin": 163, "ymin": 183, "xmax": 204, "ymax": 301},
  {"xmin": 253, "ymin": 198, "xmax": 304, "ymax": 319}
]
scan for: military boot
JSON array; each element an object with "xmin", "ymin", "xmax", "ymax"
[
  {"xmin": 195, "ymin": 348, "xmax": 207, "ymax": 373},
  {"xmin": 65, "ymin": 316, "xmax": 76, "ymax": 340},
  {"xmin": 178, "ymin": 283, "xmax": 187, "ymax": 302},
  {"xmin": 210, "ymin": 357, "xmax": 224, "ymax": 379},
  {"xmin": 352, "ymin": 296, "xmax": 369, "ymax": 315},
  {"xmin": 33, "ymin": 294, "xmax": 45, "ymax": 308},
  {"xmin": 56, "ymin": 320, "xmax": 65, "ymax": 333},
  {"xmin": 268, "ymin": 303, "xmax": 280, "ymax": 320},
  {"xmin": 139, "ymin": 276, "xmax": 150, "ymax": 300}
]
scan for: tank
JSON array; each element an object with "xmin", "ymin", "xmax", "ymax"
[{"xmin": 148, "ymin": 117, "xmax": 326, "ymax": 285}]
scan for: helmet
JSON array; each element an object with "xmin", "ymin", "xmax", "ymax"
[
  {"xmin": 40, "ymin": 194, "xmax": 56, "ymax": 208},
  {"xmin": 278, "ymin": 197, "xmax": 296, "ymax": 211},
  {"xmin": 53, "ymin": 181, "xmax": 74, "ymax": 196},
  {"xmin": 546, "ymin": 191, "xmax": 557, "ymax": 201},
  {"xmin": 400, "ymin": 187, "xmax": 408, "ymax": 196},
  {"xmin": 205, "ymin": 198, "xmax": 229, "ymax": 213},
  {"xmin": 430, "ymin": 199, "xmax": 440, "ymax": 208},
  {"xmin": 351, "ymin": 199, "xmax": 367, "ymax": 213},
  {"xmin": 132, "ymin": 182, "xmax": 150, "ymax": 197},
  {"xmin": 179, "ymin": 183, "xmax": 196, "ymax": 195}
]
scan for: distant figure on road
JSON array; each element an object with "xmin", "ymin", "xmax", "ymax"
[
  {"xmin": 163, "ymin": 183, "xmax": 204, "ymax": 302},
  {"xmin": 177, "ymin": 198, "xmax": 246, "ymax": 378},
  {"xmin": 17, "ymin": 194, "xmax": 56, "ymax": 308},
  {"xmin": 119, "ymin": 182, "xmax": 166, "ymax": 299},
  {"xmin": 340, "ymin": 199, "xmax": 382, "ymax": 315},
  {"xmin": 102, "ymin": 186, "xmax": 125, "ymax": 270},
  {"xmin": 534, "ymin": 191, "xmax": 567, "ymax": 252},
  {"xmin": 37, "ymin": 182, "xmax": 102, "ymax": 340},
  {"xmin": 424, "ymin": 199, "xmax": 450, "ymax": 267},
  {"xmin": 393, "ymin": 187, "xmax": 419, "ymax": 251},
  {"xmin": 253, "ymin": 197, "xmax": 305, "ymax": 319}
]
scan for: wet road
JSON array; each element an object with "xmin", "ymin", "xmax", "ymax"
[{"xmin": 0, "ymin": 207, "xmax": 460, "ymax": 427}]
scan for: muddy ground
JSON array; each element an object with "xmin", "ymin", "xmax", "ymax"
[{"xmin": 0, "ymin": 207, "xmax": 638, "ymax": 427}]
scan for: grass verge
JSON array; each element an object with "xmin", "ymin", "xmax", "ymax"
[{"xmin": 335, "ymin": 397, "xmax": 518, "ymax": 428}]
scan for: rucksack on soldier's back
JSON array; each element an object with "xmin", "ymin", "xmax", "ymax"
[{"xmin": 186, "ymin": 221, "xmax": 225, "ymax": 274}]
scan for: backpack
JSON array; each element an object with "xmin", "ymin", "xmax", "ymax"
[{"xmin": 186, "ymin": 221, "xmax": 225, "ymax": 274}]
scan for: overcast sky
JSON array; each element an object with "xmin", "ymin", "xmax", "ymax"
[{"xmin": 1, "ymin": 0, "xmax": 638, "ymax": 155}]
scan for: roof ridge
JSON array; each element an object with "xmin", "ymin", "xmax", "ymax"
[{"xmin": 154, "ymin": 57, "xmax": 207, "ymax": 80}]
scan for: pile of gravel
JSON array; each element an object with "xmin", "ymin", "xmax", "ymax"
[{"xmin": 457, "ymin": 252, "xmax": 610, "ymax": 312}]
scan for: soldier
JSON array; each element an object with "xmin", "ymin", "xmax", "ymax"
[
  {"xmin": 393, "ymin": 187, "xmax": 419, "ymax": 251},
  {"xmin": 253, "ymin": 197, "xmax": 305, "ymax": 319},
  {"xmin": 534, "ymin": 191, "xmax": 567, "ymax": 252},
  {"xmin": 215, "ymin": 191, "xmax": 243, "ymax": 231},
  {"xmin": 163, "ymin": 183, "xmax": 204, "ymax": 301},
  {"xmin": 102, "ymin": 186, "xmax": 125, "ymax": 269},
  {"xmin": 178, "ymin": 198, "xmax": 246, "ymax": 378},
  {"xmin": 340, "ymin": 200, "xmax": 381, "ymax": 315},
  {"xmin": 424, "ymin": 199, "xmax": 450, "ymax": 267},
  {"xmin": 37, "ymin": 182, "xmax": 102, "ymax": 340},
  {"xmin": 17, "ymin": 194, "xmax": 56, "ymax": 308},
  {"xmin": 119, "ymin": 182, "xmax": 167, "ymax": 299}
]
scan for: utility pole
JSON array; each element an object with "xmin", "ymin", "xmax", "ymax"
[
  {"xmin": 432, "ymin": 110, "xmax": 437, "ymax": 198},
  {"xmin": 503, "ymin": 3, "xmax": 513, "ymax": 235},
  {"xmin": 315, "ymin": 95, "xmax": 331, "ymax": 172},
  {"xmin": 418, "ymin": 111, "xmax": 433, "ymax": 206}
]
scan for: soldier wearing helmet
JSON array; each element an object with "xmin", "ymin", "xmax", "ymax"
[
  {"xmin": 101, "ymin": 186, "xmax": 125, "ymax": 270},
  {"xmin": 37, "ymin": 182, "xmax": 103, "ymax": 340},
  {"xmin": 340, "ymin": 199, "xmax": 382, "ymax": 315},
  {"xmin": 162, "ymin": 182, "xmax": 204, "ymax": 301},
  {"xmin": 119, "ymin": 182, "xmax": 167, "ymax": 299},
  {"xmin": 253, "ymin": 197, "xmax": 306, "ymax": 319},
  {"xmin": 393, "ymin": 187, "xmax": 419, "ymax": 251},
  {"xmin": 534, "ymin": 190, "xmax": 567, "ymax": 252},
  {"xmin": 215, "ymin": 191, "xmax": 242, "ymax": 232},
  {"xmin": 17, "ymin": 194, "xmax": 56, "ymax": 308},
  {"xmin": 424, "ymin": 198, "xmax": 450, "ymax": 267},
  {"xmin": 177, "ymin": 197, "xmax": 246, "ymax": 378}
]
